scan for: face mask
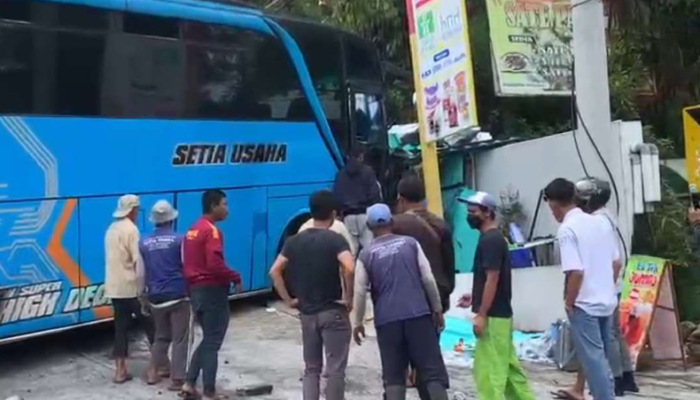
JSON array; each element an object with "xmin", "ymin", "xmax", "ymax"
[{"xmin": 467, "ymin": 215, "xmax": 482, "ymax": 230}]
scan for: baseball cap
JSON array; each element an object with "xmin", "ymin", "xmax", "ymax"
[
  {"xmin": 458, "ymin": 191, "xmax": 498, "ymax": 211},
  {"xmin": 113, "ymin": 194, "xmax": 140, "ymax": 219},
  {"xmin": 366, "ymin": 203, "xmax": 393, "ymax": 228},
  {"xmin": 150, "ymin": 200, "xmax": 179, "ymax": 224}
]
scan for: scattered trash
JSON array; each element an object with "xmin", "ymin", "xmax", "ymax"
[
  {"xmin": 452, "ymin": 392, "xmax": 469, "ymax": 400},
  {"xmin": 266, "ymin": 308, "xmax": 277, "ymax": 313},
  {"xmin": 5, "ymin": 396, "xmax": 23, "ymax": 400},
  {"xmin": 517, "ymin": 324, "xmax": 556, "ymax": 364},
  {"xmin": 235, "ymin": 384, "xmax": 274, "ymax": 397}
]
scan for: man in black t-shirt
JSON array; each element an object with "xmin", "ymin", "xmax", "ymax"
[
  {"xmin": 269, "ymin": 190, "xmax": 355, "ymax": 400},
  {"xmin": 457, "ymin": 192, "xmax": 535, "ymax": 400}
]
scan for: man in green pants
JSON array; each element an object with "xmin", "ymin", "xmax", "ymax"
[{"xmin": 457, "ymin": 192, "xmax": 536, "ymax": 400}]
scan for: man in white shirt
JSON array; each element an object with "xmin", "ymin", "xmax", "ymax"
[
  {"xmin": 105, "ymin": 194, "xmax": 154, "ymax": 384},
  {"xmin": 545, "ymin": 178, "xmax": 617, "ymax": 400},
  {"xmin": 554, "ymin": 178, "xmax": 640, "ymax": 399}
]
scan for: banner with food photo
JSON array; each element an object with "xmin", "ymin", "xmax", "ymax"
[
  {"xmin": 485, "ymin": 0, "xmax": 573, "ymax": 96},
  {"xmin": 619, "ymin": 256, "xmax": 667, "ymax": 368},
  {"xmin": 406, "ymin": 0, "xmax": 478, "ymax": 142}
]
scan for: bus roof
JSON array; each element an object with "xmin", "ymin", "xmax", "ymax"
[
  {"xmin": 271, "ymin": 14, "xmax": 371, "ymax": 44},
  {"xmin": 201, "ymin": 0, "xmax": 261, "ymax": 11}
]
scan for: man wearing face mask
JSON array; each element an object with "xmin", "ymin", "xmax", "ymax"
[{"xmin": 456, "ymin": 192, "xmax": 536, "ymax": 400}]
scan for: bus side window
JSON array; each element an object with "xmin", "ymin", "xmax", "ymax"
[
  {"xmin": 183, "ymin": 21, "xmax": 314, "ymax": 122},
  {"xmin": 277, "ymin": 20, "xmax": 347, "ymax": 151},
  {"xmin": 123, "ymin": 12, "xmax": 179, "ymax": 39},
  {"xmin": 0, "ymin": 2, "xmax": 108, "ymax": 116},
  {"xmin": 0, "ymin": 0, "xmax": 108, "ymax": 30}
]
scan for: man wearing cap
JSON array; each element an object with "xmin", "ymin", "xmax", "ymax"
[
  {"xmin": 544, "ymin": 178, "xmax": 617, "ymax": 400},
  {"xmin": 105, "ymin": 194, "xmax": 155, "ymax": 384},
  {"xmin": 269, "ymin": 190, "xmax": 355, "ymax": 400},
  {"xmin": 181, "ymin": 189, "xmax": 242, "ymax": 400},
  {"xmin": 456, "ymin": 192, "xmax": 535, "ymax": 400},
  {"xmin": 139, "ymin": 200, "xmax": 189, "ymax": 390},
  {"xmin": 353, "ymin": 203, "xmax": 449, "ymax": 400}
]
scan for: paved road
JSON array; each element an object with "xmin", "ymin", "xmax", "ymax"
[{"xmin": 1, "ymin": 298, "xmax": 698, "ymax": 399}]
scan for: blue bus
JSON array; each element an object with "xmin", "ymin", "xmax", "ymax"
[{"xmin": 0, "ymin": 0, "xmax": 393, "ymax": 343}]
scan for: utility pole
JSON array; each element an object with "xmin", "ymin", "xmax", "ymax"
[{"xmin": 572, "ymin": 0, "xmax": 614, "ymax": 173}]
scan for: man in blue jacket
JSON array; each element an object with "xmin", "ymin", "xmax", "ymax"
[{"xmin": 140, "ymin": 200, "xmax": 189, "ymax": 391}]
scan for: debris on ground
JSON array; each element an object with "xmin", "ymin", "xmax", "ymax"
[{"xmin": 235, "ymin": 384, "xmax": 274, "ymax": 397}]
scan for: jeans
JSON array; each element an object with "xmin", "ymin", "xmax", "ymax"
[
  {"xmin": 186, "ymin": 286, "xmax": 230, "ymax": 393},
  {"xmin": 300, "ymin": 308, "xmax": 351, "ymax": 400},
  {"xmin": 569, "ymin": 307, "xmax": 615, "ymax": 400},
  {"xmin": 343, "ymin": 214, "xmax": 373, "ymax": 252},
  {"xmin": 112, "ymin": 298, "xmax": 155, "ymax": 358},
  {"xmin": 151, "ymin": 300, "xmax": 191, "ymax": 381}
]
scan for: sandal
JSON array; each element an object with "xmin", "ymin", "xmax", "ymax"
[
  {"xmin": 203, "ymin": 393, "xmax": 230, "ymax": 400},
  {"xmin": 179, "ymin": 389, "xmax": 202, "ymax": 400},
  {"xmin": 550, "ymin": 389, "xmax": 584, "ymax": 400},
  {"xmin": 113, "ymin": 374, "xmax": 133, "ymax": 385}
]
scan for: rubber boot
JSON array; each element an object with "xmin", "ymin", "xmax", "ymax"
[
  {"xmin": 614, "ymin": 377, "xmax": 626, "ymax": 397},
  {"xmin": 622, "ymin": 371, "xmax": 640, "ymax": 393},
  {"xmin": 425, "ymin": 382, "xmax": 449, "ymax": 400},
  {"xmin": 385, "ymin": 385, "xmax": 407, "ymax": 400}
]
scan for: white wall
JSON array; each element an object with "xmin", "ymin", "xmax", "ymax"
[
  {"xmin": 466, "ymin": 122, "xmax": 645, "ymax": 331},
  {"xmin": 474, "ymin": 121, "xmax": 642, "ymax": 252},
  {"xmin": 446, "ymin": 267, "xmax": 567, "ymax": 332}
]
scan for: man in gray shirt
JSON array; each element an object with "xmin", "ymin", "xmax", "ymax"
[{"xmin": 353, "ymin": 204, "xmax": 448, "ymax": 400}]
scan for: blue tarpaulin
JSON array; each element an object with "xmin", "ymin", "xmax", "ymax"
[{"xmin": 440, "ymin": 317, "xmax": 541, "ymax": 367}]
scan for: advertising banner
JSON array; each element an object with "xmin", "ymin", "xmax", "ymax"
[
  {"xmin": 486, "ymin": 0, "xmax": 574, "ymax": 96},
  {"xmin": 619, "ymin": 256, "xmax": 666, "ymax": 368},
  {"xmin": 406, "ymin": 0, "xmax": 479, "ymax": 142}
]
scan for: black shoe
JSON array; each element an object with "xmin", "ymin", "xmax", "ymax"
[
  {"xmin": 622, "ymin": 371, "xmax": 640, "ymax": 393},
  {"xmin": 622, "ymin": 372, "xmax": 640, "ymax": 393},
  {"xmin": 614, "ymin": 377, "xmax": 626, "ymax": 397}
]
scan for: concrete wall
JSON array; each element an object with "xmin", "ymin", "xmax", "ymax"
[
  {"xmin": 474, "ymin": 121, "xmax": 642, "ymax": 253},
  {"xmin": 463, "ymin": 122, "xmax": 645, "ymax": 331},
  {"xmin": 446, "ymin": 267, "xmax": 566, "ymax": 332}
]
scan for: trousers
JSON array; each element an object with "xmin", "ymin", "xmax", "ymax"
[
  {"xmin": 300, "ymin": 308, "xmax": 351, "ymax": 400},
  {"xmin": 186, "ymin": 286, "xmax": 230, "ymax": 393},
  {"xmin": 151, "ymin": 300, "xmax": 191, "ymax": 381},
  {"xmin": 112, "ymin": 297, "xmax": 155, "ymax": 359}
]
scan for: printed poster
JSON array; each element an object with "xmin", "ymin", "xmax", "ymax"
[
  {"xmin": 619, "ymin": 256, "xmax": 667, "ymax": 367},
  {"xmin": 486, "ymin": 0, "xmax": 574, "ymax": 96},
  {"xmin": 406, "ymin": 0, "xmax": 478, "ymax": 142}
]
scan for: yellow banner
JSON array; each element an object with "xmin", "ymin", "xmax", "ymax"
[{"xmin": 407, "ymin": 0, "xmax": 478, "ymax": 142}]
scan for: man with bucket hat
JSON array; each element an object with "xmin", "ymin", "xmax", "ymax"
[
  {"xmin": 105, "ymin": 194, "xmax": 155, "ymax": 384},
  {"xmin": 456, "ymin": 192, "xmax": 536, "ymax": 400},
  {"xmin": 139, "ymin": 200, "xmax": 190, "ymax": 390}
]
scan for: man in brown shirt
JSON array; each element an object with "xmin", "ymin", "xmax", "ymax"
[
  {"xmin": 392, "ymin": 176, "xmax": 456, "ymax": 398},
  {"xmin": 393, "ymin": 176, "xmax": 456, "ymax": 313}
]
